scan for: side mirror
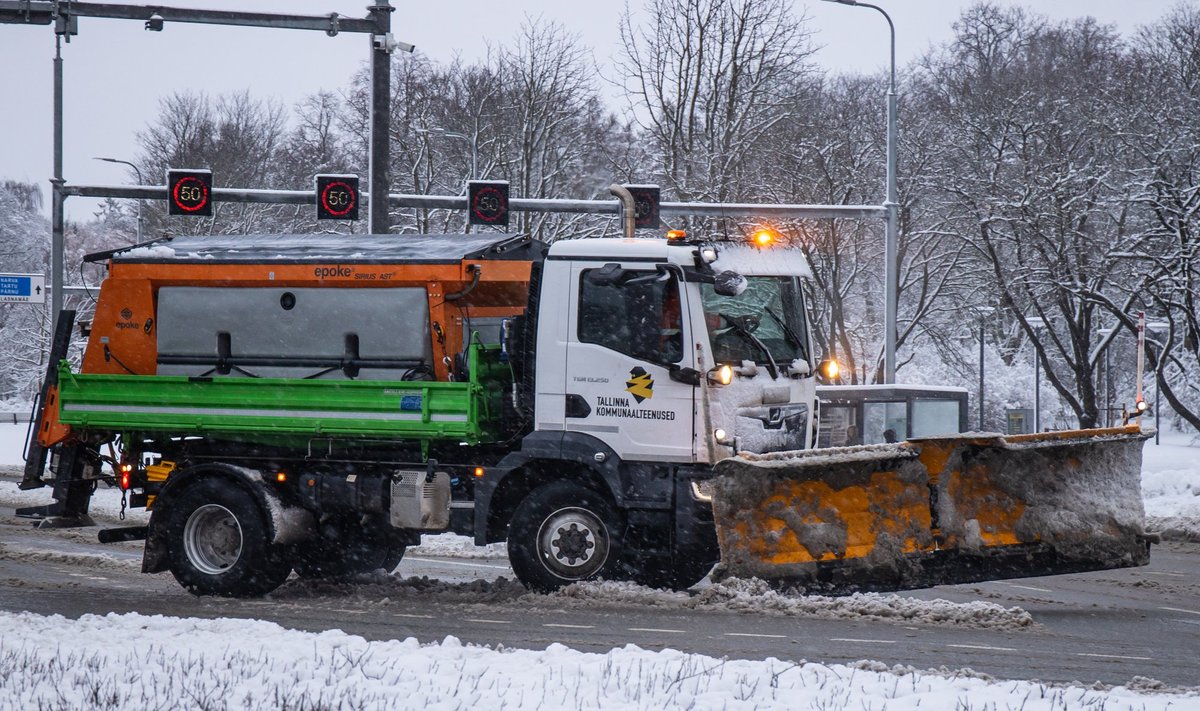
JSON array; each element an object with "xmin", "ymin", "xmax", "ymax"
[
  {"xmin": 713, "ymin": 270, "xmax": 746, "ymax": 297},
  {"xmin": 587, "ymin": 263, "xmax": 626, "ymax": 286},
  {"xmin": 669, "ymin": 365, "xmax": 701, "ymax": 386}
]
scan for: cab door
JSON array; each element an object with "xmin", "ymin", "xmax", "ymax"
[{"xmin": 563, "ymin": 262, "xmax": 696, "ymax": 462}]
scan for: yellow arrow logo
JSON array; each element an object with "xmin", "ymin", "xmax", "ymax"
[{"xmin": 625, "ymin": 367, "xmax": 654, "ymax": 403}]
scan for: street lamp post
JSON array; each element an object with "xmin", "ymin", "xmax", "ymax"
[
  {"xmin": 94, "ymin": 157, "xmax": 144, "ymax": 243},
  {"xmin": 1027, "ymin": 316, "xmax": 1047, "ymax": 433},
  {"xmin": 823, "ymin": 0, "xmax": 898, "ymax": 383},
  {"xmin": 1098, "ymin": 326, "xmax": 1115, "ymax": 427},
  {"xmin": 977, "ymin": 307, "xmax": 994, "ymax": 431},
  {"xmin": 1145, "ymin": 322, "xmax": 1168, "ymax": 445}
]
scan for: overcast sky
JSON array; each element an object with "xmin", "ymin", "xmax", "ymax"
[{"xmin": 0, "ymin": 1, "xmax": 1173, "ymax": 220}]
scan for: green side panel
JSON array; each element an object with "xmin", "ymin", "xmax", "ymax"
[{"xmin": 55, "ymin": 344, "xmax": 511, "ymax": 445}]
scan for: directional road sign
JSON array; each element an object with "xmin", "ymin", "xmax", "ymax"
[{"xmin": 0, "ymin": 274, "xmax": 46, "ymax": 304}]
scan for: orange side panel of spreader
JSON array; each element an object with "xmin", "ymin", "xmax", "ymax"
[{"xmin": 82, "ymin": 259, "xmax": 533, "ymax": 381}]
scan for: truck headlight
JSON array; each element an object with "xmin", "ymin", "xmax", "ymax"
[{"xmin": 708, "ymin": 364, "xmax": 733, "ymax": 386}]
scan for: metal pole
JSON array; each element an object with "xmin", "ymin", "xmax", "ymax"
[
  {"xmin": 66, "ymin": 183, "xmax": 887, "ymax": 219},
  {"xmin": 367, "ymin": 0, "xmax": 392, "ymax": 235},
  {"xmin": 821, "ymin": 0, "xmax": 897, "ymax": 383},
  {"xmin": 1034, "ymin": 354, "xmax": 1040, "ymax": 433},
  {"xmin": 1155, "ymin": 369, "xmax": 1161, "ymax": 444},
  {"xmin": 1104, "ymin": 346, "xmax": 1110, "ymax": 428},
  {"xmin": 978, "ymin": 317, "xmax": 985, "ymax": 431},
  {"xmin": 50, "ymin": 34, "xmax": 64, "ymax": 334},
  {"xmin": 884, "ymin": 25, "xmax": 898, "ymax": 385}
]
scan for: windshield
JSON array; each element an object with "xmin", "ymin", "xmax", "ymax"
[{"xmin": 701, "ymin": 276, "xmax": 809, "ymax": 365}]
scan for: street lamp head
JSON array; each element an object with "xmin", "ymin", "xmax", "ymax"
[
  {"xmin": 93, "ymin": 156, "xmax": 144, "ymax": 183},
  {"xmin": 415, "ymin": 126, "xmax": 467, "ymax": 140}
]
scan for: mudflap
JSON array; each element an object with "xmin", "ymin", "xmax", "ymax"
[
  {"xmin": 15, "ymin": 443, "xmax": 99, "ymax": 528},
  {"xmin": 20, "ymin": 309, "xmax": 76, "ymax": 491},
  {"xmin": 709, "ymin": 425, "xmax": 1152, "ymax": 593}
]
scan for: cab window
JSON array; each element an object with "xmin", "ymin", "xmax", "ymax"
[{"xmin": 578, "ymin": 269, "xmax": 683, "ymax": 364}]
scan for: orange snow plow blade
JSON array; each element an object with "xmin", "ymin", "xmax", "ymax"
[{"xmin": 710, "ymin": 425, "xmax": 1153, "ymax": 592}]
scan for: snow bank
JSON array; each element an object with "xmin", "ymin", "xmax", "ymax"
[
  {"xmin": 1141, "ymin": 432, "xmax": 1200, "ymax": 541},
  {"xmin": 0, "ymin": 541, "xmax": 137, "ymax": 573},
  {"xmin": 272, "ymin": 575, "xmax": 1033, "ymax": 632},
  {"xmin": 559, "ymin": 578, "xmax": 1035, "ymax": 631},
  {"xmin": 0, "ymin": 611, "xmax": 1189, "ymax": 710}
]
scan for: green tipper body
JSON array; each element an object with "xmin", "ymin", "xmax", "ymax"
[{"xmin": 54, "ymin": 343, "xmax": 510, "ymax": 448}]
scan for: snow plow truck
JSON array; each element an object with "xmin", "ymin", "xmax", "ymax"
[{"xmin": 19, "ymin": 228, "xmax": 1153, "ymax": 596}]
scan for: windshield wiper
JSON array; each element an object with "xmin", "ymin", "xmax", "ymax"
[
  {"xmin": 763, "ymin": 306, "xmax": 806, "ymax": 357},
  {"xmin": 720, "ymin": 314, "xmax": 780, "ymax": 379}
]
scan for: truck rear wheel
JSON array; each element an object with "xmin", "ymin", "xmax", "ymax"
[
  {"xmin": 508, "ymin": 481, "xmax": 623, "ymax": 593},
  {"xmin": 165, "ymin": 479, "xmax": 291, "ymax": 597}
]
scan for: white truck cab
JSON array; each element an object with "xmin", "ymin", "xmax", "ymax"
[{"xmin": 534, "ymin": 236, "xmax": 818, "ymax": 465}]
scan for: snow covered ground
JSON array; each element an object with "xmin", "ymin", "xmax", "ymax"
[
  {"xmin": 2, "ymin": 423, "xmax": 1199, "ymax": 707},
  {"xmin": 1141, "ymin": 430, "xmax": 1200, "ymax": 541},
  {"xmin": 0, "ymin": 611, "xmax": 1190, "ymax": 710}
]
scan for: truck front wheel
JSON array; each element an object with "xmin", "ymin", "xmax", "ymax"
[
  {"xmin": 508, "ymin": 481, "xmax": 623, "ymax": 593},
  {"xmin": 165, "ymin": 479, "xmax": 291, "ymax": 597}
]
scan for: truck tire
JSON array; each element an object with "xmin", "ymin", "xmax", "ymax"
[
  {"xmin": 164, "ymin": 479, "xmax": 292, "ymax": 597},
  {"xmin": 508, "ymin": 481, "xmax": 623, "ymax": 593}
]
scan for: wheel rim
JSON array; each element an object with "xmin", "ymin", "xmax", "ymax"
[
  {"xmin": 183, "ymin": 504, "xmax": 243, "ymax": 575},
  {"xmin": 536, "ymin": 506, "xmax": 610, "ymax": 580}
]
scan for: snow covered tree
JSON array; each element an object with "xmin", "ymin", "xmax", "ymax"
[
  {"xmin": 0, "ymin": 181, "xmax": 50, "ymax": 402},
  {"xmin": 915, "ymin": 4, "xmax": 1136, "ymax": 428},
  {"xmin": 1094, "ymin": 2, "xmax": 1200, "ymax": 431}
]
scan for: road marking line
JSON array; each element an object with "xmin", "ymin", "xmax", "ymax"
[
  {"xmin": 1160, "ymin": 606, "xmax": 1200, "ymax": 616},
  {"xmin": 1077, "ymin": 653, "xmax": 1153, "ymax": 661},
  {"xmin": 629, "ymin": 627, "xmax": 685, "ymax": 633},
  {"xmin": 831, "ymin": 638, "xmax": 896, "ymax": 644},
  {"xmin": 405, "ymin": 556, "xmax": 511, "ymax": 570},
  {"xmin": 544, "ymin": 623, "xmax": 594, "ymax": 630},
  {"xmin": 1001, "ymin": 583, "xmax": 1054, "ymax": 593},
  {"xmin": 466, "ymin": 618, "xmax": 512, "ymax": 625},
  {"xmin": 1144, "ymin": 571, "xmax": 1187, "ymax": 578},
  {"xmin": 393, "ymin": 613, "xmax": 434, "ymax": 619},
  {"xmin": 948, "ymin": 644, "xmax": 1018, "ymax": 652},
  {"xmin": 726, "ymin": 632, "xmax": 787, "ymax": 639},
  {"xmin": 330, "ymin": 609, "xmax": 367, "ymax": 615}
]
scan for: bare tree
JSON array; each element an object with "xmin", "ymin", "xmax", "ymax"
[
  {"xmin": 134, "ymin": 90, "xmax": 295, "ymax": 236},
  {"xmin": 616, "ymin": 0, "xmax": 817, "ymax": 202}
]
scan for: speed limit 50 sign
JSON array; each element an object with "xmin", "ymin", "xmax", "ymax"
[
  {"xmin": 316, "ymin": 174, "xmax": 360, "ymax": 221},
  {"xmin": 468, "ymin": 180, "xmax": 509, "ymax": 227}
]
